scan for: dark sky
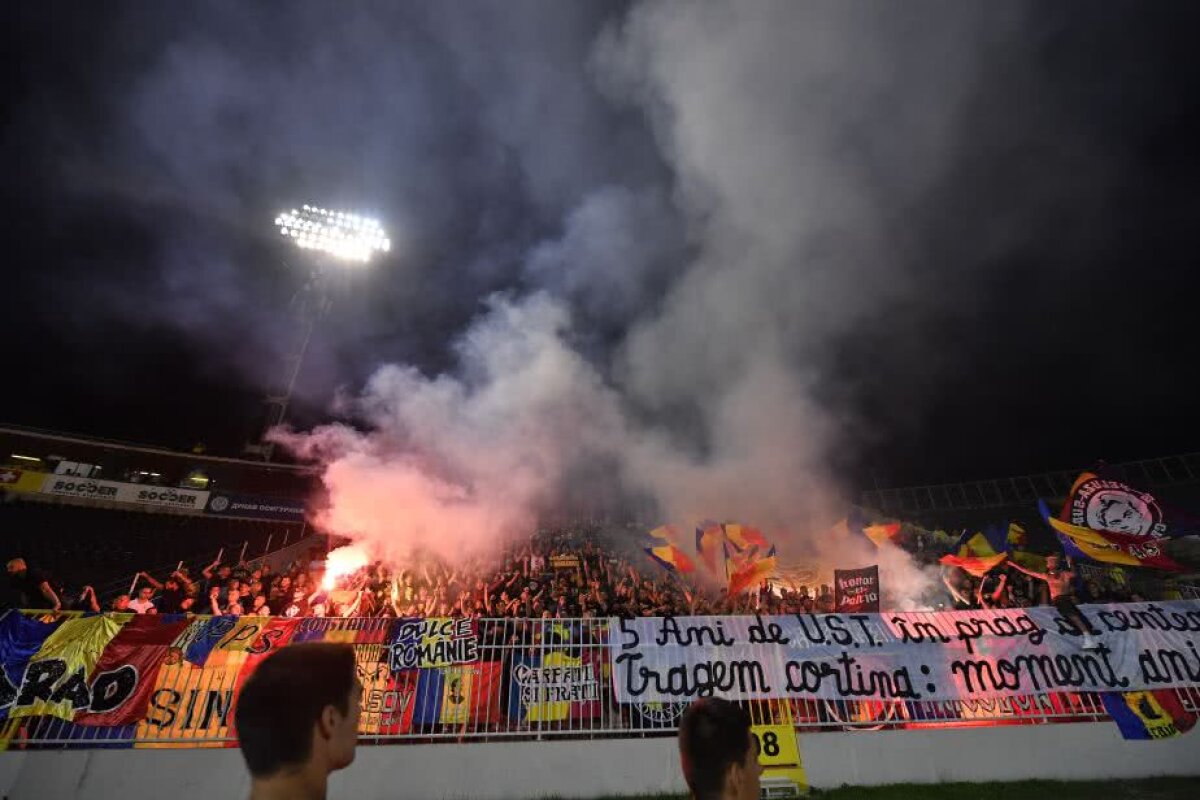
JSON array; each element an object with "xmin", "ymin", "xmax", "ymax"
[{"xmin": 3, "ymin": 0, "xmax": 1200, "ymax": 500}]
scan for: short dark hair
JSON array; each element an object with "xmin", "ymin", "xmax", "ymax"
[
  {"xmin": 235, "ymin": 642, "xmax": 357, "ymax": 778},
  {"xmin": 678, "ymin": 697, "xmax": 754, "ymax": 800}
]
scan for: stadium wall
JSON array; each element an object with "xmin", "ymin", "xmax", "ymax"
[{"xmin": 1, "ymin": 722, "xmax": 1198, "ymax": 799}]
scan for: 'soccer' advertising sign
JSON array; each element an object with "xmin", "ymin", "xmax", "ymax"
[
  {"xmin": 609, "ymin": 601, "xmax": 1200, "ymax": 703},
  {"xmin": 120, "ymin": 485, "xmax": 209, "ymax": 510},
  {"xmin": 39, "ymin": 476, "xmax": 123, "ymax": 500},
  {"xmin": 37, "ymin": 475, "xmax": 209, "ymax": 510},
  {"xmin": 205, "ymin": 493, "xmax": 306, "ymax": 521}
]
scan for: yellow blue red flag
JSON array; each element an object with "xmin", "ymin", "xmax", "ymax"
[{"xmin": 9, "ymin": 615, "xmax": 124, "ymax": 722}]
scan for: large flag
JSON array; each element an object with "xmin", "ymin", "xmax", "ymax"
[
  {"xmin": 644, "ymin": 543, "xmax": 695, "ymax": 574},
  {"xmin": 728, "ymin": 546, "xmax": 777, "ymax": 595},
  {"xmin": 75, "ymin": 616, "xmax": 189, "ymax": 727},
  {"xmin": 9, "ymin": 615, "xmax": 124, "ymax": 722},
  {"xmin": 182, "ymin": 616, "xmax": 241, "ymax": 665},
  {"xmin": 1101, "ymin": 691, "xmax": 1197, "ymax": 740},
  {"xmin": 953, "ymin": 523, "xmax": 1010, "ymax": 558},
  {"xmin": 232, "ymin": 618, "xmax": 304, "ymax": 690},
  {"xmin": 954, "ymin": 530, "xmax": 996, "ymax": 557},
  {"xmin": 647, "ymin": 524, "xmax": 681, "ymax": 544},
  {"xmin": 367, "ymin": 668, "xmax": 419, "ymax": 736},
  {"xmin": 723, "ymin": 523, "xmax": 770, "ymax": 553},
  {"xmin": 137, "ymin": 616, "xmax": 274, "ymax": 748},
  {"xmin": 938, "ymin": 552, "xmax": 1007, "ymax": 577},
  {"xmin": 1063, "ymin": 471, "xmax": 1198, "ymax": 540},
  {"xmin": 411, "ymin": 662, "xmax": 502, "ymax": 726},
  {"xmin": 862, "ymin": 522, "xmax": 902, "ymax": 548},
  {"xmin": 695, "ymin": 521, "xmax": 728, "ymax": 577},
  {"xmin": 833, "ymin": 511, "xmax": 901, "ymax": 549},
  {"xmin": 135, "ymin": 646, "xmax": 246, "ymax": 748},
  {"xmin": 1040, "ymin": 501, "xmax": 1185, "ymax": 572},
  {"xmin": 507, "ymin": 650, "xmax": 601, "ymax": 723},
  {"xmin": 0, "ymin": 610, "xmax": 60, "ymax": 721}
]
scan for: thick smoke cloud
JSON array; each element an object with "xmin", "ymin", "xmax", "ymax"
[
  {"xmin": 268, "ymin": 1, "xmax": 1030, "ymax": 600},
  {"xmin": 274, "ymin": 292, "xmax": 632, "ymax": 565}
]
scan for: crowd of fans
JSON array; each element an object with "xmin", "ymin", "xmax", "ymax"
[
  {"xmin": 2, "ymin": 522, "xmax": 1173, "ymax": 620},
  {"xmin": 938, "ymin": 559, "xmax": 1148, "ymax": 612}
]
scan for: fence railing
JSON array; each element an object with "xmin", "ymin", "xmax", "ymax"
[
  {"xmin": 3, "ymin": 613, "xmax": 1198, "ymax": 750},
  {"xmin": 860, "ymin": 452, "xmax": 1200, "ymax": 515}
]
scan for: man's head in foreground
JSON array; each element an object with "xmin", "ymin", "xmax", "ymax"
[
  {"xmin": 678, "ymin": 697, "xmax": 762, "ymax": 800},
  {"xmin": 235, "ymin": 642, "xmax": 362, "ymax": 799}
]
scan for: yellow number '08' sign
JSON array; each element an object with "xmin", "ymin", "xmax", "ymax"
[{"xmin": 751, "ymin": 724, "xmax": 807, "ymax": 796}]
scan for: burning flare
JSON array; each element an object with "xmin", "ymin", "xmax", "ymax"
[{"xmin": 322, "ymin": 544, "xmax": 369, "ymax": 591}]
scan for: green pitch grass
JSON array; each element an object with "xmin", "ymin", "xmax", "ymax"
[{"xmin": 550, "ymin": 777, "xmax": 1196, "ymax": 800}]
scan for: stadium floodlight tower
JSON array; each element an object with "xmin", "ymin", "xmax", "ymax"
[{"xmin": 246, "ymin": 205, "xmax": 390, "ymax": 461}]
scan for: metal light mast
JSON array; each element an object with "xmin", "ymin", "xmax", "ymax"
[{"xmin": 246, "ymin": 205, "xmax": 390, "ymax": 461}]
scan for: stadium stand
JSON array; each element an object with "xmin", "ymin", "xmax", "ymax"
[{"xmin": 0, "ymin": 498, "xmax": 304, "ymax": 602}]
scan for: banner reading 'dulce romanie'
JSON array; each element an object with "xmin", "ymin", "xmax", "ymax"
[{"xmin": 609, "ymin": 601, "xmax": 1200, "ymax": 704}]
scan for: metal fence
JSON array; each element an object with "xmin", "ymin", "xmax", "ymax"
[
  {"xmin": 860, "ymin": 452, "xmax": 1200, "ymax": 516},
  {"xmin": 3, "ymin": 614, "xmax": 1199, "ymax": 749}
]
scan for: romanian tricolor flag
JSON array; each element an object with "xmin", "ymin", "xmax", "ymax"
[
  {"xmin": 728, "ymin": 546, "xmax": 778, "ymax": 595},
  {"xmin": 832, "ymin": 511, "xmax": 901, "ymax": 549},
  {"xmin": 695, "ymin": 521, "xmax": 727, "ymax": 577},
  {"xmin": 862, "ymin": 522, "xmax": 902, "ymax": 547},
  {"xmin": 938, "ymin": 552, "xmax": 1007, "ymax": 578},
  {"xmin": 958, "ymin": 531, "xmax": 997, "ymax": 557},
  {"xmin": 1039, "ymin": 501, "xmax": 1184, "ymax": 572},
  {"xmin": 411, "ymin": 662, "xmax": 502, "ymax": 726},
  {"xmin": 644, "ymin": 543, "xmax": 696, "ymax": 574},
  {"xmin": 724, "ymin": 523, "xmax": 770, "ymax": 553},
  {"xmin": 1101, "ymin": 691, "xmax": 1197, "ymax": 740},
  {"xmin": 648, "ymin": 524, "xmax": 682, "ymax": 544},
  {"xmin": 953, "ymin": 523, "xmax": 1010, "ymax": 558},
  {"xmin": 0, "ymin": 610, "xmax": 60, "ymax": 722},
  {"xmin": 9, "ymin": 615, "xmax": 124, "ymax": 722}
]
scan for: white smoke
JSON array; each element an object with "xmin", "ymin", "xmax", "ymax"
[
  {"xmin": 277, "ymin": 1, "xmax": 1027, "ymax": 606},
  {"xmin": 273, "ymin": 292, "xmax": 631, "ymax": 566}
]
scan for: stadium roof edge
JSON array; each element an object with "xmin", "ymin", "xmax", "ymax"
[{"xmin": 0, "ymin": 424, "xmax": 320, "ymax": 474}]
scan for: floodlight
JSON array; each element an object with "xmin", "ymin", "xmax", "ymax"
[{"xmin": 275, "ymin": 205, "xmax": 389, "ymax": 262}]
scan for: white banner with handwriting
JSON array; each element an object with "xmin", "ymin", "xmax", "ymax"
[{"xmin": 609, "ymin": 601, "xmax": 1200, "ymax": 702}]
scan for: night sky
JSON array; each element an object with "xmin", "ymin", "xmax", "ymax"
[{"xmin": 4, "ymin": 0, "xmax": 1200, "ymax": 501}]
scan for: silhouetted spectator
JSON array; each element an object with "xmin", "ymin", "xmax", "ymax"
[
  {"xmin": 678, "ymin": 697, "xmax": 762, "ymax": 800},
  {"xmin": 6, "ymin": 558, "xmax": 59, "ymax": 611}
]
